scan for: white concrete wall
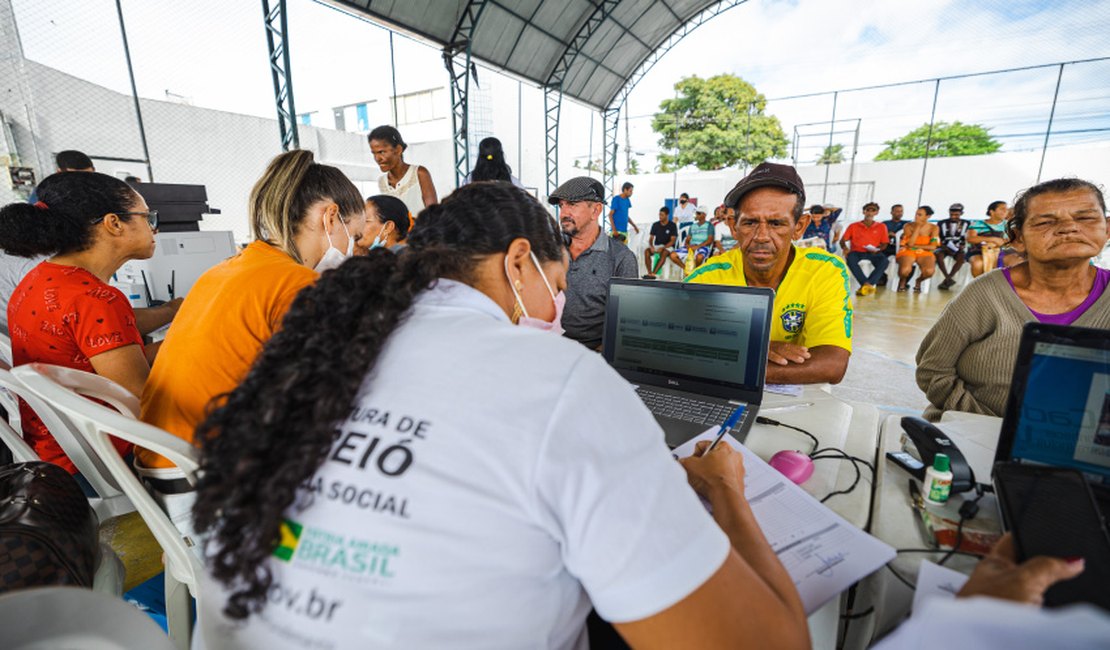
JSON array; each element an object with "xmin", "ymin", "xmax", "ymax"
[{"xmin": 590, "ymin": 145, "xmax": 1110, "ymax": 228}]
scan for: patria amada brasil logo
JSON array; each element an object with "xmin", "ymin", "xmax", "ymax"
[{"xmin": 275, "ymin": 519, "xmax": 303, "ymax": 562}]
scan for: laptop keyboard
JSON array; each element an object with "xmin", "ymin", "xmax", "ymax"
[{"xmin": 636, "ymin": 387, "xmax": 749, "ymax": 430}]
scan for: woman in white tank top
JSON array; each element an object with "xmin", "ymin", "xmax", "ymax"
[{"xmin": 369, "ymin": 125, "xmax": 438, "ymax": 219}]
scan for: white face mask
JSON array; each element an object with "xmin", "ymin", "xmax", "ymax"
[
  {"xmin": 369, "ymin": 223, "xmax": 392, "ymax": 251},
  {"xmin": 314, "ymin": 214, "xmax": 353, "ymax": 273}
]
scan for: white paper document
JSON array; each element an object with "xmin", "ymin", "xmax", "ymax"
[
  {"xmin": 674, "ymin": 430, "xmax": 896, "ymax": 614},
  {"xmin": 912, "ymin": 560, "xmax": 969, "ymax": 612}
]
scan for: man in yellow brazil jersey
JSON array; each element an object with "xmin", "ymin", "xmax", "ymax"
[{"xmin": 685, "ymin": 162, "xmax": 852, "ymax": 384}]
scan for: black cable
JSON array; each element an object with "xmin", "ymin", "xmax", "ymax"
[
  {"xmin": 939, "ymin": 490, "xmax": 985, "ymax": 565},
  {"xmin": 755, "ymin": 416, "xmax": 876, "ymax": 502},
  {"xmin": 756, "ymin": 415, "xmax": 819, "ymax": 452},
  {"xmin": 886, "ymin": 563, "xmax": 916, "ymax": 590}
]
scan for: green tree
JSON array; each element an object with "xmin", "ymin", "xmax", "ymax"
[
  {"xmin": 652, "ymin": 74, "xmax": 788, "ymax": 171},
  {"xmin": 875, "ymin": 121, "xmax": 1001, "ymax": 160},
  {"xmin": 626, "ymin": 158, "xmax": 641, "ymax": 175},
  {"xmin": 817, "ymin": 144, "xmax": 845, "ymax": 165}
]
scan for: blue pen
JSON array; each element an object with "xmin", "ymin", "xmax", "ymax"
[{"xmin": 703, "ymin": 405, "xmax": 746, "ymax": 454}]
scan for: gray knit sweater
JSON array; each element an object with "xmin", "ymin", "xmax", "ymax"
[{"xmin": 916, "ymin": 269, "xmax": 1110, "ymax": 421}]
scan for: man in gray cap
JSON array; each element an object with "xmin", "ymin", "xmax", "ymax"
[
  {"xmin": 685, "ymin": 162, "xmax": 852, "ymax": 384},
  {"xmin": 935, "ymin": 202, "xmax": 971, "ymax": 290},
  {"xmin": 550, "ymin": 177, "xmax": 638, "ymax": 349}
]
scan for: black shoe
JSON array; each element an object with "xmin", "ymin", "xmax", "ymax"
[
  {"xmin": 876, "ymin": 276, "xmax": 888, "ymax": 287},
  {"xmin": 938, "ymin": 278, "xmax": 954, "ymax": 290},
  {"xmin": 642, "ymin": 274, "xmax": 656, "ymax": 280}
]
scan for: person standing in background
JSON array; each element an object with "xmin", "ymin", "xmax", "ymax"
[
  {"xmin": 608, "ymin": 182, "xmax": 639, "ymax": 242},
  {"xmin": 370, "ymin": 125, "xmax": 438, "ymax": 219},
  {"xmin": 465, "ymin": 137, "xmax": 524, "ymax": 188}
]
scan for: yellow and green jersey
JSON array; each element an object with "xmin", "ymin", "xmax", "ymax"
[{"xmin": 685, "ymin": 246, "xmax": 853, "ymax": 351}]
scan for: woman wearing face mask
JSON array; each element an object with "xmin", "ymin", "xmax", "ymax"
[
  {"xmin": 191, "ymin": 182, "xmax": 807, "ymax": 650},
  {"xmin": 354, "ymin": 194, "xmax": 410, "ymax": 254},
  {"xmin": 137, "ymin": 150, "xmax": 364, "ymax": 503}
]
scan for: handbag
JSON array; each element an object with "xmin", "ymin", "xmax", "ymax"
[{"xmin": 0, "ymin": 462, "xmax": 99, "ymax": 592}]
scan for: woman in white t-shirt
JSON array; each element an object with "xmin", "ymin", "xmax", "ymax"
[{"xmin": 192, "ymin": 183, "xmax": 807, "ymax": 649}]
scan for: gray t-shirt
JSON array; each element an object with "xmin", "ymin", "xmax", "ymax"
[
  {"xmin": 0, "ymin": 252, "xmax": 43, "ymax": 334},
  {"xmin": 562, "ymin": 233, "xmax": 637, "ymax": 349}
]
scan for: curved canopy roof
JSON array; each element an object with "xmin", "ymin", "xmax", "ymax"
[{"xmin": 327, "ymin": 1, "xmax": 744, "ymax": 110}]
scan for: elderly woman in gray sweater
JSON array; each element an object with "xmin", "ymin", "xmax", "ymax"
[{"xmin": 917, "ymin": 178, "xmax": 1110, "ymax": 421}]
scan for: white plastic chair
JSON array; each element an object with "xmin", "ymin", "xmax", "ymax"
[
  {"xmin": 0, "ymin": 586, "xmax": 175, "ymax": 650},
  {"xmin": 0, "ymin": 368, "xmax": 136, "ymax": 521},
  {"xmin": 0, "ymin": 331, "xmax": 12, "ymax": 368},
  {"xmin": 12, "ymin": 363, "xmax": 201, "ymax": 650}
]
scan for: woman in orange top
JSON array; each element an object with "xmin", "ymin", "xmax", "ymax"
[
  {"xmin": 895, "ymin": 206, "xmax": 940, "ymax": 292},
  {"xmin": 138, "ymin": 150, "xmax": 366, "ymax": 491}
]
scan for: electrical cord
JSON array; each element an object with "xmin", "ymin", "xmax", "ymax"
[
  {"xmin": 939, "ymin": 490, "xmax": 984, "ymax": 565},
  {"xmin": 756, "ymin": 415, "xmax": 875, "ymax": 503},
  {"xmin": 886, "ymin": 563, "xmax": 917, "ymax": 590},
  {"xmin": 756, "ymin": 415, "xmax": 819, "ymax": 451}
]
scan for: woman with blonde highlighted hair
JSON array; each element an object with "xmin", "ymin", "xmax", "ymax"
[{"xmin": 136, "ymin": 150, "xmax": 365, "ymax": 537}]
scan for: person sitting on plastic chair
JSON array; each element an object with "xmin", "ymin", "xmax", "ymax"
[
  {"xmin": 643, "ymin": 206, "xmax": 678, "ymax": 279},
  {"xmin": 669, "ymin": 208, "xmax": 715, "ymax": 275}
]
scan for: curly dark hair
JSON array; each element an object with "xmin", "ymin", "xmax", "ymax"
[
  {"xmin": 0, "ymin": 172, "xmax": 138, "ymax": 257},
  {"xmin": 193, "ymin": 181, "xmax": 564, "ymax": 620},
  {"xmin": 1006, "ymin": 178, "xmax": 1106, "ymax": 241}
]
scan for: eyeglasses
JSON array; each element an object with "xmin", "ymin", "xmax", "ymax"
[{"xmin": 120, "ymin": 210, "xmax": 159, "ymax": 229}]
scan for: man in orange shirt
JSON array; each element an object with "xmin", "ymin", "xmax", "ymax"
[{"xmin": 839, "ymin": 202, "xmax": 889, "ymax": 296}]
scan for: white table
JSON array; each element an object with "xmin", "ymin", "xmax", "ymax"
[
  {"xmin": 847, "ymin": 412, "xmax": 1004, "ymax": 646},
  {"xmin": 744, "ymin": 387, "xmax": 881, "ymax": 650}
]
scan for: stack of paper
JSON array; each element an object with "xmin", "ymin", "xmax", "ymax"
[{"xmin": 674, "ymin": 430, "xmax": 896, "ymax": 613}]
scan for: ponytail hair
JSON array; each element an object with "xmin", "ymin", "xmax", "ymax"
[
  {"xmin": 469, "ymin": 137, "xmax": 512, "ymax": 183},
  {"xmin": 0, "ymin": 171, "xmax": 137, "ymax": 257},
  {"xmin": 249, "ymin": 150, "xmax": 364, "ymax": 264},
  {"xmin": 194, "ymin": 181, "xmax": 564, "ymax": 620}
]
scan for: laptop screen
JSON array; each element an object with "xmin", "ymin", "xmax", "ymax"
[
  {"xmin": 602, "ymin": 280, "xmax": 770, "ymax": 394},
  {"xmin": 1008, "ymin": 339, "xmax": 1110, "ymax": 491}
]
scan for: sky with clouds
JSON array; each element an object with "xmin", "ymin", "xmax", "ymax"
[{"xmin": 10, "ymin": 0, "xmax": 1110, "ymax": 168}]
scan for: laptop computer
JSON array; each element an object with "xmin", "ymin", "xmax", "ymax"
[
  {"xmin": 601, "ymin": 278, "xmax": 774, "ymax": 447},
  {"xmin": 994, "ymin": 322, "xmax": 1110, "ymax": 515}
]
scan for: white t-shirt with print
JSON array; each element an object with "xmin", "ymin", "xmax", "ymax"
[{"xmin": 198, "ymin": 279, "xmax": 730, "ymax": 650}]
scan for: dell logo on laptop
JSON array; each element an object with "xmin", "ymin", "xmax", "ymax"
[{"xmin": 668, "ymin": 379, "xmax": 680, "ymax": 386}]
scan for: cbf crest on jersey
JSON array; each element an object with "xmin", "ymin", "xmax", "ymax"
[{"xmin": 781, "ymin": 302, "xmax": 806, "ymax": 335}]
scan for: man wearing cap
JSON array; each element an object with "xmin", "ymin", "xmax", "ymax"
[
  {"xmin": 550, "ymin": 177, "xmax": 638, "ymax": 350},
  {"xmin": 669, "ymin": 207, "xmax": 715, "ymax": 272},
  {"xmin": 935, "ymin": 203, "xmax": 971, "ymax": 290},
  {"xmin": 685, "ymin": 163, "xmax": 853, "ymax": 384}
]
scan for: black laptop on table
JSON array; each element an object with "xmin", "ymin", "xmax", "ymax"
[
  {"xmin": 601, "ymin": 279, "xmax": 774, "ymax": 448},
  {"xmin": 994, "ymin": 322, "xmax": 1110, "ymax": 513}
]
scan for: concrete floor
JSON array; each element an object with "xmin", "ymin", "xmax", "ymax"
[{"xmin": 829, "ymin": 282, "xmax": 957, "ymax": 416}]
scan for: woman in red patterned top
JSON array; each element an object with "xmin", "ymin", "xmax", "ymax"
[{"xmin": 0, "ymin": 171, "xmax": 158, "ymax": 478}]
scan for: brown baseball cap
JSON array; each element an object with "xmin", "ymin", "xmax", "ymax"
[{"xmin": 723, "ymin": 162, "xmax": 806, "ymax": 210}]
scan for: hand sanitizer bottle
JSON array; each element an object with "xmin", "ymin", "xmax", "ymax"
[{"xmin": 924, "ymin": 453, "xmax": 953, "ymax": 506}]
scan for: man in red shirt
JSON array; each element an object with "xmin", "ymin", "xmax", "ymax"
[{"xmin": 839, "ymin": 202, "xmax": 889, "ymax": 296}]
